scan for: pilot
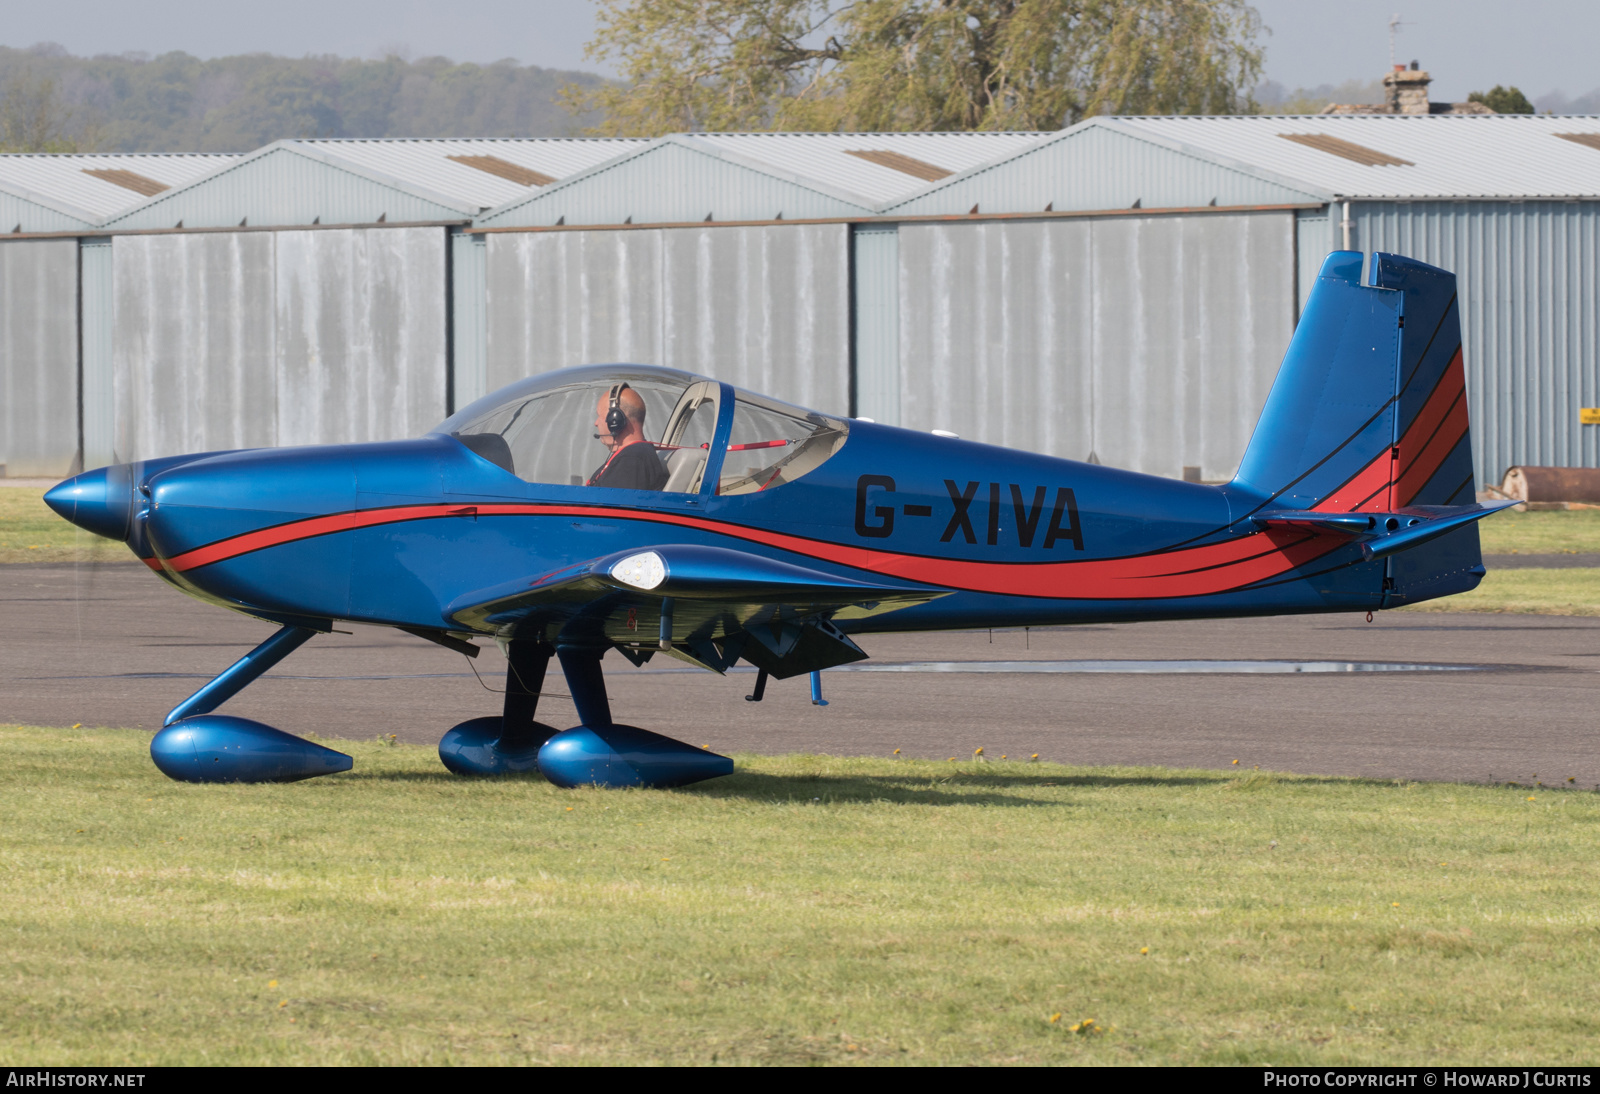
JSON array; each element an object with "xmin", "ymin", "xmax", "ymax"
[{"xmin": 588, "ymin": 383, "xmax": 669, "ymax": 491}]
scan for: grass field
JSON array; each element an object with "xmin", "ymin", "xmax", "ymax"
[
  {"xmin": 1400, "ymin": 568, "xmax": 1600, "ymax": 616},
  {"xmin": 1476, "ymin": 508, "xmax": 1600, "ymax": 555},
  {"xmin": 2, "ymin": 725, "xmax": 1598, "ymax": 1066},
  {"xmin": 0, "ymin": 490, "xmax": 124, "ymax": 565}
]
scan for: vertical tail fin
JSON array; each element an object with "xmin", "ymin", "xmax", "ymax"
[
  {"xmin": 1234, "ymin": 250, "xmax": 1483, "ymax": 605},
  {"xmin": 1233, "ymin": 251, "xmax": 1473, "ymax": 512}
]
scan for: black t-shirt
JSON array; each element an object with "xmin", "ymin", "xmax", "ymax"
[{"xmin": 590, "ymin": 442, "xmax": 669, "ymax": 491}]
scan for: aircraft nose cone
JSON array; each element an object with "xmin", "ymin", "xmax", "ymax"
[{"xmin": 43, "ymin": 464, "xmax": 135, "ymax": 542}]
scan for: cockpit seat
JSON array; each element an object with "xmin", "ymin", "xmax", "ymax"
[{"xmin": 663, "ymin": 447, "xmax": 707, "ymax": 494}]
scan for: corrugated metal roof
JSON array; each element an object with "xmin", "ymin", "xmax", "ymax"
[
  {"xmin": 14, "ymin": 115, "xmax": 1592, "ymax": 233},
  {"xmin": 0, "ymin": 185, "xmax": 97, "ymax": 232},
  {"xmin": 297, "ymin": 138, "xmax": 649, "ymax": 211},
  {"xmin": 881, "ymin": 121, "xmax": 1328, "ymax": 215},
  {"xmin": 686, "ymin": 131, "xmax": 1044, "ymax": 204},
  {"xmin": 0, "ymin": 153, "xmax": 237, "ymax": 219},
  {"xmin": 100, "ymin": 142, "xmax": 483, "ymax": 229},
  {"xmin": 1106, "ymin": 115, "xmax": 1600, "ymax": 199},
  {"xmin": 474, "ymin": 136, "xmax": 879, "ymax": 227},
  {"xmin": 473, "ymin": 131, "xmax": 1050, "ymax": 226}
]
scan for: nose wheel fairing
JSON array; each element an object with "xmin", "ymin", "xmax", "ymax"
[
  {"xmin": 151, "ymin": 716, "xmax": 353, "ymax": 783},
  {"xmin": 148, "ymin": 623, "xmax": 355, "ymax": 784}
]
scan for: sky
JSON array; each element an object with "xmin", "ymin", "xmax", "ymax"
[
  {"xmin": 1249, "ymin": 0, "xmax": 1600, "ymax": 101},
  {"xmin": 2, "ymin": 0, "xmax": 1598, "ymax": 101}
]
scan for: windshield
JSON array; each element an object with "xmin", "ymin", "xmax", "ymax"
[{"xmin": 718, "ymin": 391, "xmax": 849, "ymax": 495}]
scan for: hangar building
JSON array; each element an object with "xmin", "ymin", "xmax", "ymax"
[
  {"xmin": 0, "ymin": 152, "xmax": 234, "ymax": 476},
  {"xmin": 873, "ymin": 114, "xmax": 1600, "ymax": 487},
  {"xmin": 2, "ymin": 116, "xmax": 1597, "ymax": 491},
  {"xmin": 463, "ymin": 115, "xmax": 1600, "ymax": 487},
  {"xmin": 0, "ymin": 139, "xmax": 643, "ymax": 476}
]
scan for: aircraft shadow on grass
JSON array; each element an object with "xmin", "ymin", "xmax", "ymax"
[
  {"xmin": 341, "ymin": 768, "xmax": 1356, "ymax": 808},
  {"xmin": 46, "ymin": 252, "xmax": 1511, "ymax": 791},
  {"xmin": 685, "ymin": 770, "xmax": 1369, "ymax": 802}
]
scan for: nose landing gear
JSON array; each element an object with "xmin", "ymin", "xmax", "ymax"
[{"xmin": 150, "ymin": 624, "xmax": 353, "ymax": 783}]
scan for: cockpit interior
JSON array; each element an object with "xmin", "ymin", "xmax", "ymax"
[{"xmin": 435, "ymin": 365, "xmax": 849, "ymax": 495}]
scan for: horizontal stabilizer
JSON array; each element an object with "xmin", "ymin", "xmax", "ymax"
[
  {"xmin": 1358, "ymin": 502, "xmax": 1515, "ymax": 562},
  {"xmin": 1252, "ymin": 502, "xmax": 1513, "ymax": 562}
]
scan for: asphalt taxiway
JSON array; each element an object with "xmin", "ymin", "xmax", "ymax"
[{"xmin": 4, "ymin": 561, "xmax": 1596, "ymax": 787}]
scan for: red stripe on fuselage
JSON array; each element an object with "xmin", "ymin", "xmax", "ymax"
[{"xmin": 152, "ymin": 500, "xmax": 1350, "ymax": 601}]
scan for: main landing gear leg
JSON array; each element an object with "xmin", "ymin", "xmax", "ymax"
[
  {"xmin": 150, "ymin": 624, "xmax": 353, "ymax": 783},
  {"xmin": 438, "ymin": 637, "xmax": 559, "ymax": 776},
  {"xmin": 534, "ymin": 644, "xmax": 734, "ymax": 790}
]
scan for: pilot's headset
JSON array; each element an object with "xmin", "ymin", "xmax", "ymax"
[{"xmin": 598, "ymin": 383, "xmax": 633, "ymax": 441}]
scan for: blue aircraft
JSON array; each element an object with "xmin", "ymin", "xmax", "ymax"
[{"xmin": 44, "ymin": 251, "xmax": 1510, "ymax": 788}]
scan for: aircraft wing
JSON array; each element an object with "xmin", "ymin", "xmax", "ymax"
[{"xmin": 443, "ymin": 544, "xmax": 948, "ymax": 677}]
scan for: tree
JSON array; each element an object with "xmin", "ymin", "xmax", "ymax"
[
  {"xmin": 198, "ymin": 65, "xmax": 344, "ymax": 149},
  {"xmin": 0, "ymin": 72, "xmax": 87, "ymax": 151},
  {"xmin": 563, "ymin": 0, "xmax": 1264, "ymax": 135},
  {"xmin": 0, "ymin": 45, "xmax": 606, "ymax": 152},
  {"xmin": 1256, "ymin": 77, "xmax": 1384, "ymax": 116},
  {"xmin": 1468, "ymin": 85, "xmax": 1533, "ymax": 115}
]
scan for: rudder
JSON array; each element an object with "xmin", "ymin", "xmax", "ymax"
[{"xmin": 1371, "ymin": 253, "xmax": 1474, "ymax": 507}]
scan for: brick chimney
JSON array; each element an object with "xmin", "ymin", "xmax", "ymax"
[
  {"xmin": 1320, "ymin": 59, "xmax": 1493, "ymax": 115},
  {"xmin": 1385, "ymin": 61, "xmax": 1432, "ymax": 115}
]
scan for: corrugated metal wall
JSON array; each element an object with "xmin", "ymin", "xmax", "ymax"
[
  {"xmin": 275, "ymin": 228, "xmax": 446, "ymax": 446},
  {"xmin": 0, "ymin": 239, "xmax": 79, "ymax": 477},
  {"xmin": 486, "ymin": 224, "xmax": 851, "ymax": 414},
  {"xmin": 486, "ymin": 229, "xmax": 660, "ymax": 385},
  {"xmin": 852, "ymin": 224, "xmax": 899, "ymax": 423},
  {"xmin": 1354, "ymin": 200, "xmax": 1600, "ymax": 487},
  {"xmin": 894, "ymin": 211, "xmax": 1297, "ymax": 480},
  {"xmin": 114, "ymin": 227, "xmax": 446, "ymax": 462},
  {"xmin": 1295, "ymin": 207, "xmax": 1333, "ymax": 315},
  {"xmin": 80, "ymin": 239, "xmax": 114, "ymax": 471},
  {"xmin": 115, "ymin": 232, "xmax": 277, "ymax": 461},
  {"xmin": 451, "ymin": 231, "xmax": 488, "ymax": 410}
]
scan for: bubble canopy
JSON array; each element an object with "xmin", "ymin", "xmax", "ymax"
[{"xmin": 432, "ymin": 364, "xmax": 849, "ymax": 496}]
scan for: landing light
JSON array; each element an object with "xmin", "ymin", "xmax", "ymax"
[{"xmin": 611, "ymin": 551, "xmax": 667, "ymax": 590}]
